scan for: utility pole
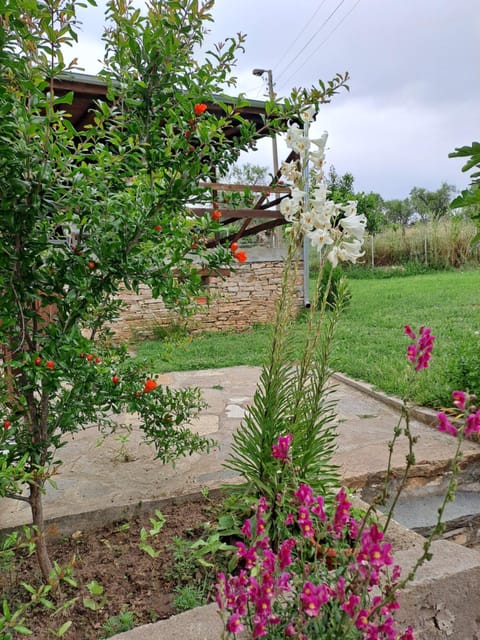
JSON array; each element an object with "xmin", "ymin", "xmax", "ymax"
[
  {"xmin": 252, "ymin": 68, "xmax": 279, "ymax": 177},
  {"xmin": 252, "ymin": 68, "xmax": 281, "ymax": 248}
]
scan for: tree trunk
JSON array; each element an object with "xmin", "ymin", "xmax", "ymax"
[{"xmin": 29, "ymin": 482, "xmax": 53, "ymax": 581}]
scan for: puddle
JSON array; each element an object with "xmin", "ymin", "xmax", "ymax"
[{"xmin": 385, "ymin": 490, "xmax": 480, "ymax": 530}]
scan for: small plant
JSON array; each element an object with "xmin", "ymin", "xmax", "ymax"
[
  {"xmin": 172, "ymin": 583, "xmax": 209, "ymax": 613},
  {"xmin": 139, "ymin": 510, "xmax": 166, "ymax": 559},
  {"xmin": 101, "ymin": 608, "xmax": 137, "ymax": 638},
  {"xmin": 166, "ymin": 528, "xmax": 235, "ymax": 612},
  {"xmin": 83, "ymin": 580, "xmax": 107, "ymax": 612}
]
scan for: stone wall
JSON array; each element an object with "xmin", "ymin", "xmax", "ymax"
[{"xmin": 112, "ymin": 252, "xmax": 305, "ymax": 342}]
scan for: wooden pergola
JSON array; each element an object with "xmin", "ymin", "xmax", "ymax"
[{"xmin": 53, "ymin": 73, "xmax": 294, "ymax": 247}]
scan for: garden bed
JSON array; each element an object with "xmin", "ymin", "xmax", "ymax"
[{"xmin": 1, "ymin": 497, "xmax": 220, "ymax": 639}]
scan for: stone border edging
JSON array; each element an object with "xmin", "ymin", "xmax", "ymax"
[{"xmin": 332, "ymin": 372, "xmax": 438, "ymax": 426}]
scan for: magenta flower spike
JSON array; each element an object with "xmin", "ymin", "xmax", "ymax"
[
  {"xmin": 271, "ymin": 433, "xmax": 293, "ymax": 461},
  {"xmin": 404, "ymin": 324, "xmax": 435, "ymax": 371}
]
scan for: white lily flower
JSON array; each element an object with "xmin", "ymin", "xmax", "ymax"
[
  {"xmin": 290, "ymin": 187, "xmax": 306, "ymax": 204},
  {"xmin": 290, "ymin": 135, "xmax": 310, "ymax": 155},
  {"xmin": 281, "ymin": 161, "xmax": 300, "ymax": 182},
  {"xmin": 340, "ymin": 212, "xmax": 367, "ymax": 241},
  {"xmin": 337, "ymin": 238, "xmax": 365, "ymax": 264},
  {"xmin": 341, "ymin": 201, "xmax": 358, "ymax": 217},
  {"xmin": 312, "ymin": 183, "xmax": 328, "ymax": 200},
  {"xmin": 311, "ymin": 132, "xmax": 328, "ymax": 150},
  {"xmin": 285, "ymin": 124, "xmax": 302, "ymax": 149},
  {"xmin": 300, "ymin": 105, "xmax": 316, "ymax": 123},
  {"xmin": 310, "ymin": 150, "xmax": 325, "ymax": 168},
  {"xmin": 300, "ymin": 210, "xmax": 316, "ymax": 231},
  {"xmin": 310, "ymin": 208, "xmax": 333, "ymax": 229},
  {"xmin": 327, "ymin": 246, "xmax": 340, "ymax": 267},
  {"xmin": 308, "ymin": 227, "xmax": 334, "ymax": 251},
  {"xmin": 280, "ymin": 197, "xmax": 297, "ymax": 222}
]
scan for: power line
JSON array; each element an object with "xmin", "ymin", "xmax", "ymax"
[
  {"xmin": 271, "ymin": 0, "xmax": 330, "ymax": 74},
  {"xmin": 277, "ymin": 0, "xmax": 361, "ymax": 92},
  {"xmin": 275, "ymin": 0, "xmax": 348, "ymax": 83}
]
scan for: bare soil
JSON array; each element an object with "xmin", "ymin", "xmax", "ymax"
[{"xmin": 1, "ymin": 497, "xmax": 220, "ymax": 639}]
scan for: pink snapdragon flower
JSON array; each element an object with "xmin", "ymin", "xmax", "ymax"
[
  {"xmin": 271, "ymin": 433, "xmax": 293, "ymax": 461},
  {"xmin": 332, "ymin": 486, "xmax": 352, "ymax": 536},
  {"xmin": 294, "ymin": 482, "xmax": 315, "ymax": 506},
  {"xmin": 452, "ymin": 390, "xmax": 468, "ymax": 411},
  {"xmin": 465, "ymin": 410, "xmax": 480, "ymax": 436},
  {"xmin": 300, "ymin": 581, "xmax": 330, "ymax": 617},
  {"xmin": 404, "ymin": 325, "xmax": 435, "ymax": 371},
  {"xmin": 226, "ymin": 613, "xmax": 244, "ymax": 634},
  {"xmin": 436, "ymin": 412, "xmax": 458, "ymax": 437}
]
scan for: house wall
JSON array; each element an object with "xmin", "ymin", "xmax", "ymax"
[{"xmin": 112, "ymin": 250, "xmax": 305, "ymax": 341}]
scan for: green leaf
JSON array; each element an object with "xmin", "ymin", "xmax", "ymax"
[
  {"xmin": 12, "ymin": 626, "xmax": 32, "ymax": 635},
  {"xmin": 54, "ymin": 620, "xmax": 73, "ymax": 637}
]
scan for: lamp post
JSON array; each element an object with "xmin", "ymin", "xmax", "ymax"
[
  {"xmin": 252, "ymin": 68, "xmax": 281, "ymax": 249},
  {"xmin": 252, "ymin": 68, "xmax": 279, "ymax": 177}
]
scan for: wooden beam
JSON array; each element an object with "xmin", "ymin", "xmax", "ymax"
[
  {"xmin": 198, "ymin": 182, "xmax": 291, "ymax": 194},
  {"xmin": 189, "ymin": 207, "xmax": 284, "ymax": 219}
]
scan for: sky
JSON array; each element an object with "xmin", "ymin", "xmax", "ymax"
[{"xmin": 71, "ymin": 0, "xmax": 480, "ymax": 200}]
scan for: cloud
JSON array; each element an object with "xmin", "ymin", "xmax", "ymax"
[{"xmin": 68, "ymin": 0, "xmax": 479, "ymax": 200}]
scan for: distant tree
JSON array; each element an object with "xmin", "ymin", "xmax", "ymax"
[
  {"xmin": 409, "ymin": 183, "xmax": 456, "ymax": 221},
  {"xmin": 383, "ymin": 198, "xmax": 414, "ymax": 227},
  {"xmin": 223, "ymin": 162, "xmax": 269, "ymax": 186},
  {"xmin": 326, "ymin": 166, "xmax": 355, "ymax": 202},
  {"xmin": 326, "ymin": 166, "xmax": 385, "ymax": 234}
]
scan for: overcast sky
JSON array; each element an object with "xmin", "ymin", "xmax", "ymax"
[{"xmin": 73, "ymin": 0, "xmax": 479, "ymax": 200}]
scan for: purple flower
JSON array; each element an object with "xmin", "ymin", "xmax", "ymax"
[
  {"xmin": 404, "ymin": 324, "xmax": 435, "ymax": 371},
  {"xmin": 332, "ymin": 487, "xmax": 352, "ymax": 536},
  {"xmin": 278, "ymin": 538, "xmax": 296, "ymax": 570},
  {"xmin": 236, "ymin": 541, "xmax": 257, "ymax": 568},
  {"xmin": 294, "ymin": 482, "xmax": 314, "ymax": 506},
  {"xmin": 271, "ymin": 433, "xmax": 293, "ymax": 461},
  {"xmin": 226, "ymin": 613, "xmax": 244, "ymax": 634},
  {"xmin": 311, "ymin": 495, "xmax": 327, "ymax": 522},
  {"xmin": 465, "ymin": 410, "xmax": 480, "ymax": 436},
  {"xmin": 403, "ymin": 324, "xmax": 416, "ymax": 340},
  {"xmin": 341, "ymin": 593, "xmax": 361, "ymax": 618},
  {"xmin": 240, "ymin": 518, "xmax": 252, "ymax": 539},
  {"xmin": 437, "ymin": 412, "xmax": 458, "ymax": 437},
  {"xmin": 452, "ymin": 390, "xmax": 468, "ymax": 411},
  {"xmin": 300, "ymin": 581, "xmax": 329, "ymax": 617}
]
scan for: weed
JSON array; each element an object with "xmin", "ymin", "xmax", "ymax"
[
  {"xmin": 172, "ymin": 583, "xmax": 209, "ymax": 613},
  {"xmin": 139, "ymin": 510, "xmax": 166, "ymax": 559},
  {"xmin": 83, "ymin": 580, "xmax": 107, "ymax": 611},
  {"xmin": 101, "ymin": 608, "xmax": 136, "ymax": 638}
]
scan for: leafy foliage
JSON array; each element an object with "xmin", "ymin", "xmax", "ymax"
[
  {"xmin": 449, "ymin": 141, "xmax": 480, "ymax": 240},
  {"xmin": 0, "ymin": 0, "xmax": 351, "ymax": 582}
]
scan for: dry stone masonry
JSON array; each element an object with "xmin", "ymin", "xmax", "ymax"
[{"xmin": 112, "ymin": 253, "xmax": 305, "ymax": 342}]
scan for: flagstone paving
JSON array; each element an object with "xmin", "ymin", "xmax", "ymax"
[{"xmin": 2, "ymin": 366, "xmax": 479, "ymax": 532}]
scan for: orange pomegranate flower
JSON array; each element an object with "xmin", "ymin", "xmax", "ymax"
[
  {"xmin": 143, "ymin": 378, "xmax": 157, "ymax": 393},
  {"xmin": 194, "ymin": 103, "xmax": 207, "ymax": 116},
  {"xmin": 234, "ymin": 250, "xmax": 247, "ymax": 263}
]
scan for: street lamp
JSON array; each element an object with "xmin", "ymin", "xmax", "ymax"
[{"xmin": 252, "ymin": 68, "xmax": 279, "ymax": 177}]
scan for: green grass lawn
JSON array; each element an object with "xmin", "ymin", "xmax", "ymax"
[{"xmin": 133, "ymin": 270, "xmax": 480, "ymax": 408}]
